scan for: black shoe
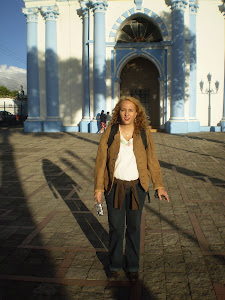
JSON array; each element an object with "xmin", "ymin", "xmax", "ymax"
[
  {"xmin": 108, "ymin": 271, "xmax": 118, "ymax": 280},
  {"xmin": 128, "ymin": 271, "xmax": 138, "ymax": 282}
]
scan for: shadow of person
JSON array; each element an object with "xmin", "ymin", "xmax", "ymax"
[
  {"xmin": 141, "ymin": 281, "xmax": 160, "ymax": 300},
  {"xmin": 42, "ymin": 159, "xmax": 109, "ymax": 275},
  {"xmin": 159, "ymin": 160, "xmax": 225, "ymax": 188},
  {"xmin": 0, "ymin": 128, "xmax": 66, "ymax": 299},
  {"xmin": 109, "ymin": 279, "xmax": 156, "ymax": 300}
]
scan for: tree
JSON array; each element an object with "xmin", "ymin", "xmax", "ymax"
[
  {"xmin": 10, "ymin": 90, "xmax": 18, "ymax": 97},
  {"xmin": 0, "ymin": 86, "xmax": 11, "ymax": 97},
  {"xmin": 0, "ymin": 86, "xmax": 19, "ymax": 98}
]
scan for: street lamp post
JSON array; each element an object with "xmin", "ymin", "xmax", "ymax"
[
  {"xmin": 17, "ymin": 85, "xmax": 24, "ymax": 122},
  {"xmin": 199, "ymin": 73, "xmax": 219, "ymax": 127}
]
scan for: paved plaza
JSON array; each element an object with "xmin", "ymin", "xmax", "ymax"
[{"xmin": 0, "ymin": 126, "xmax": 224, "ymax": 300}]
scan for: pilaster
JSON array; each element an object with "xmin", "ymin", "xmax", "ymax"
[
  {"xmin": 220, "ymin": 6, "xmax": 225, "ymax": 132},
  {"xmin": 90, "ymin": 0, "xmax": 108, "ymax": 133},
  {"xmin": 188, "ymin": 0, "xmax": 200, "ymax": 132},
  {"xmin": 23, "ymin": 7, "xmax": 42, "ymax": 132},
  {"xmin": 79, "ymin": 1, "xmax": 91, "ymax": 133},
  {"xmin": 166, "ymin": 0, "xmax": 188, "ymax": 134},
  {"xmin": 41, "ymin": 6, "xmax": 61, "ymax": 132}
]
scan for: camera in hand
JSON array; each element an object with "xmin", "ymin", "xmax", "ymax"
[{"xmin": 96, "ymin": 202, "xmax": 104, "ymax": 216}]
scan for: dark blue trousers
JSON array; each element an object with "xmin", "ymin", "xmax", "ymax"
[{"xmin": 105, "ymin": 182, "xmax": 146, "ymax": 272}]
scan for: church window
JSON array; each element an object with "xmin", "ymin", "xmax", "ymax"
[{"xmin": 117, "ymin": 17, "xmax": 162, "ymax": 43}]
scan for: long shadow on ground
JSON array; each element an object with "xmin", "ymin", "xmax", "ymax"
[
  {"xmin": 42, "ymin": 159, "xmax": 109, "ymax": 274},
  {"xmin": 159, "ymin": 160, "xmax": 225, "ymax": 187}
]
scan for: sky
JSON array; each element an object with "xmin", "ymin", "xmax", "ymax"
[{"xmin": 0, "ymin": 0, "xmax": 27, "ymax": 92}]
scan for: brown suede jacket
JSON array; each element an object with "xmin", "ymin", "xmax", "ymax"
[{"xmin": 94, "ymin": 124, "xmax": 164, "ymax": 194}]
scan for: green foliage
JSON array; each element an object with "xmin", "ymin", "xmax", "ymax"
[
  {"xmin": 11, "ymin": 90, "xmax": 18, "ymax": 97},
  {"xmin": 0, "ymin": 86, "xmax": 10, "ymax": 97},
  {"xmin": 0, "ymin": 86, "xmax": 18, "ymax": 98}
]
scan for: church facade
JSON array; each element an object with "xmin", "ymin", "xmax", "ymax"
[{"xmin": 22, "ymin": 0, "xmax": 225, "ymax": 133}]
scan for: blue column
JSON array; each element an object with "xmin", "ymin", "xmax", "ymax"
[
  {"xmin": 220, "ymin": 8, "xmax": 225, "ymax": 132},
  {"xmin": 79, "ymin": 1, "xmax": 90, "ymax": 133},
  {"xmin": 41, "ymin": 6, "xmax": 61, "ymax": 132},
  {"xmin": 22, "ymin": 8, "xmax": 42, "ymax": 132},
  {"xmin": 188, "ymin": 0, "xmax": 200, "ymax": 132},
  {"xmin": 167, "ymin": 0, "xmax": 188, "ymax": 134},
  {"xmin": 90, "ymin": 0, "xmax": 108, "ymax": 133}
]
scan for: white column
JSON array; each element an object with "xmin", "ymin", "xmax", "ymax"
[
  {"xmin": 167, "ymin": 0, "xmax": 188, "ymax": 134},
  {"xmin": 79, "ymin": 1, "xmax": 91, "ymax": 132},
  {"xmin": 22, "ymin": 7, "xmax": 42, "ymax": 132},
  {"xmin": 220, "ymin": 6, "xmax": 225, "ymax": 131},
  {"xmin": 90, "ymin": 0, "xmax": 108, "ymax": 133},
  {"xmin": 188, "ymin": 0, "xmax": 200, "ymax": 132},
  {"xmin": 41, "ymin": 6, "xmax": 61, "ymax": 132}
]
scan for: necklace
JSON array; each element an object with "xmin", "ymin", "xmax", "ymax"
[{"xmin": 120, "ymin": 126, "xmax": 133, "ymax": 138}]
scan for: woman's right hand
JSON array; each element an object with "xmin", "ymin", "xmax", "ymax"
[{"xmin": 95, "ymin": 191, "xmax": 103, "ymax": 204}]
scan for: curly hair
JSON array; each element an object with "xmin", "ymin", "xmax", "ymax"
[{"xmin": 110, "ymin": 96, "xmax": 150, "ymax": 132}]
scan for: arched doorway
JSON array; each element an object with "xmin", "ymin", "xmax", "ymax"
[{"xmin": 120, "ymin": 57, "xmax": 160, "ymax": 127}]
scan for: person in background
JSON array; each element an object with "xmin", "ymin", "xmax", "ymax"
[
  {"xmin": 106, "ymin": 111, "xmax": 112, "ymax": 127},
  {"xmin": 94, "ymin": 96, "xmax": 169, "ymax": 281},
  {"xmin": 98, "ymin": 110, "xmax": 107, "ymax": 133}
]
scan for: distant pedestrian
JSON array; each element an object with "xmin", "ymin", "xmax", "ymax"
[
  {"xmin": 106, "ymin": 111, "xmax": 112, "ymax": 127},
  {"xmin": 98, "ymin": 110, "xmax": 107, "ymax": 133}
]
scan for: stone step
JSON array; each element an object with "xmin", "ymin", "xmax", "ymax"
[{"xmin": 150, "ymin": 126, "xmax": 163, "ymax": 132}]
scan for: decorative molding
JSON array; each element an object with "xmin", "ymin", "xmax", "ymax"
[
  {"xmin": 136, "ymin": 48, "xmax": 142, "ymax": 56},
  {"xmin": 109, "ymin": 31, "xmax": 116, "ymax": 37},
  {"xmin": 113, "ymin": 41, "xmax": 172, "ymax": 48},
  {"xmin": 129, "ymin": 8, "xmax": 135, "ymax": 15},
  {"xmin": 114, "ymin": 49, "xmax": 163, "ymax": 80},
  {"xmin": 91, "ymin": 0, "xmax": 108, "ymax": 13},
  {"xmin": 151, "ymin": 12, "xmax": 157, "ymax": 18},
  {"xmin": 171, "ymin": 0, "xmax": 188, "ymax": 12},
  {"xmin": 189, "ymin": 3, "xmax": 199, "ymax": 15},
  {"xmin": 109, "ymin": 8, "xmax": 168, "ymax": 40},
  {"xmin": 79, "ymin": 1, "xmax": 90, "ymax": 17},
  {"xmin": 41, "ymin": 6, "xmax": 59, "ymax": 21},
  {"xmin": 22, "ymin": 7, "xmax": 39, "ymax": 23},
  {"xmin": 144, "ymin": 8, "xmax": 151, "ymax": 15},
  {"xmin": 122, "ymin": 11, "xmax": 129, "ymax": 19},
  {"xmin": 134, "ymin": 0, "xmax": 143, "ymax": 10},
  {"xmin": 116, "ymin": 17, "xmax": 123, "ymax": 24},
  {"xmin": 112, "ymin": 23, "xmax": 119, "ymax": 30},
  {"xmin": 220, "ymin": 3, "xmax": 225, "ymax": 16}
]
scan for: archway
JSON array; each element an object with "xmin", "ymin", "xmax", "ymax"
[{"xmin": 120, "ymin": 57, "xmax": 160, "ymax": 127}]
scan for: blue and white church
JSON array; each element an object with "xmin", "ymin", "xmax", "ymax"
[{"xmin": 22, "ymin": 0, "xmax": 225, "ymax": 133}]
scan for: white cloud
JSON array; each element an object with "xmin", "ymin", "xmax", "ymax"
[{"xmin": 0, "ymin": 65, "xmax": 27, "ymax": 93}]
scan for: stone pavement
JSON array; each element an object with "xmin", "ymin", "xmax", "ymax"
[{"xmin": 0, "ymin": 126, "xmax": 224, "ymax": 300}]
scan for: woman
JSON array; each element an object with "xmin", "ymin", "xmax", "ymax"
[{"xmin": 94, "ymin": 96, "xmax": 169, "ymax": 281}]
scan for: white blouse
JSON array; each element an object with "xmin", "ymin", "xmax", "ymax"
[{"xmin": 114, "ymin": 132, "xmax": 139, "ymax": 181}]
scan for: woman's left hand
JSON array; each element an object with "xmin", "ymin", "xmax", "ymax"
[{"xmin": 157, "ymin": 188, "xmax": 170, "ymax": 203}]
